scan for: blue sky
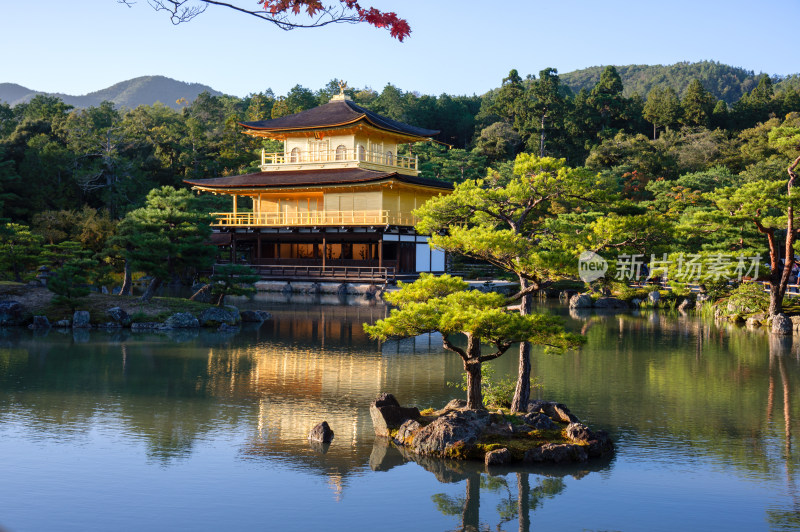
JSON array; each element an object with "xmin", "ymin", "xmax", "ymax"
[{"xmin": 3, "ymin": 0, "xmax": 798, "ymax": 98}]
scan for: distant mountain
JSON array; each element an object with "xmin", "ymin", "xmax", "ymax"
[
  {"xmin": 560, "ymin": 61, "xmax": 796, "ymax": 105},
  {"xmin": 0, "ymin": 76, "xmax": 224, "ymax": 110}
]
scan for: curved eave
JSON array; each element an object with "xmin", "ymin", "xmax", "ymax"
[
  {"xmin": 184, "ymin": 172, "xmax": 453, "ymax": 194},
  {"xmin": 239, "ymin": 117, "xmax": 437, "ymax": 144}
]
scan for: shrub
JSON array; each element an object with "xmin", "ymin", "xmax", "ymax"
[
  {"xmin": 448, "ymin": 365, "xmax": 540, "ymax": 408},
  {"xmin": 725, "ymin": 282, "xmax": 768, "ymax": 314}
]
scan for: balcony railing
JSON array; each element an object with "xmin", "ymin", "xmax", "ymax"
[
  {"xmin": 261, "ymin": 148, "xmax": 418, "ymax": 171},
  {"xmin": 210, "ymin": 210, "xmax": 416, "ymax": 227}
]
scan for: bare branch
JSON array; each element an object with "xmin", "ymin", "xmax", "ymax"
[
  {"xmin": 138, "ymin": 0, "xmax": 381, "ymax": 31},
  {"xmin": 505, "ymin": 282, "xmax": 540, "ymax": 304},
  {"xmin": 478, "ymin": 342, "xmax": 512, "ymax": 363},
  {"xmin": 442, "ymin": 336, "xmax": 468, "ymax": 361}
]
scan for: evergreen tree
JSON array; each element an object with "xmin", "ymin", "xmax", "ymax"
[
  {"xmin": 210, "ymin": 264, "xmax": 260, "ymax": 307},
  {"xmin": 681, "ymin": 79, "xmax": 717, "ymax": 127},
  {"xmin": 643, "ymin": 86, "xmax": 682, "ymax": 139},
  {"xmin": 414, "ymin": 155, "xmax": 608, "ymax": 412},
  {"xmin": 711, "ymin": 100, "xmax": 730, "ymax": 129},
  {"xmin": 116, "ymin": 186, "xmax": 215, "ymax": 301},
  {"xmin": 491, "ymin": 70, "xmax": 527, "ymax": 134},
  {"xmin": 588, "ymin": 66, "xmax": 626, "ymax": 135},
  {"xmin": 0, "ymin": 223, "xmax": 43, "ymax": 282},
  {"xmin": 733, "ymin": 74, "xmax": 776, "ymax": 128},
  {"xmin": 529, "ymin": 68, "xmax": 566, "ymax": 157},
  {"xmin": 364, "ymin": 274, "xmax": 582, "ymax": 409},
  {"xmin": 47, "ymin": 258, "xmax": 94, "ymax": 312}
]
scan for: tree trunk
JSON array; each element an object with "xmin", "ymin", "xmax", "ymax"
[
  {"xmin": 766, "ymin": 156, "xmax": 799, "ymax": 316},
  {"xmin": 465, "ymin": 360, "xmax": 482, "ymax": 410},
  {"xmin": 776, "ymin": 158, "xmax": 799, "ymax": 315},
  {"xmin": 118, "ymin": 259, "xmax": 132, "ymax": 296},
  {"xmin": 539, "ymin": 113, "xmax": 546, "ymax": 157},
  {"xmin": 769, "ymin": 282, "xmax": 784, "ymax": 317},
  {"xmin": 189, "ymin": 283, "xmax": 211, "ymax": 301},
  {"xmin": 510, "ymin": 281, "xmax": 533, "ymax": 413},
  {"xmin": 140, "ymin": 276, "xmax": 162, "ymax": 302}
]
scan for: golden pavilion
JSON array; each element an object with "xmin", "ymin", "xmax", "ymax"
[{"xmin": 184, "ymin": 89, "xmax": 452, "ymax": 282}]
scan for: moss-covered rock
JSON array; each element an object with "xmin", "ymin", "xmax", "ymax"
[{"xmin": 371, "ymin": 395, "xmax": 614, "ymax": 465}]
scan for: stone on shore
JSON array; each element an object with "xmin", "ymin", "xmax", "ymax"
[
  {"xmin": 394, "ymin": 419, "xmax": 422, "ymax": 446},
  {"xmin": 528, "ymin": 400, "xmax": 580, "ymax": 423},
  {"xmin": 485, "ymin": 448, "xmax": 512, "ymax": 467},
  {"xmin": 410, "ymin": 409, "xmax": 490, "ymax": 457},
  {"xmin": 772, "ymin": 313, "xmax": 793, "ymax": 336},
  {"xmin": 163, "ymin": 312, "xmax": 200, "ymax": 329},
  {"xmin": 198, "ymin": 306, "xmax": 241, "ymax": 327},
  {"xmin": 72, "ymin": 311, "xmax": 91, "ymax": 328},
  {"xmin": 0, "ymin": 301, "xmax": 26, "ymax": 326},
  {"xmin": 568, "ymin": 294, "xmax": 593, "ymax": 309},
  {"xmin": 371, "ymin": 395, "xmax": 613, "ymax": 465},
  {"xmin": 523, "ymin": 412, "xmax": 557, "ymax": 430},
  {"xmin": 29, "ymin": 315, "xmax": 51, "ymax": 329},
  {"xmin": 369, "ymin": 393, "xmax": 421, "ymax": 438},
  {"xmin": 106, "ymin": 307, "xmax": 132, "ymax": 326}
]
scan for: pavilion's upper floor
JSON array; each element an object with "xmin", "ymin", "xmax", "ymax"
[{"xmin": 240, "ymin": 93, "xmax": 438, "ymax": 176}]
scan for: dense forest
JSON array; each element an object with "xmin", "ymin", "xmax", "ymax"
[{"xmin": 0, "ymin": 62, "xmax": 799, "ymax": 304}]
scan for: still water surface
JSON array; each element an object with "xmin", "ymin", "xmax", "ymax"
[{"xmin": 0, "ymin": 296, "xmax": 798, "ymax": 531}]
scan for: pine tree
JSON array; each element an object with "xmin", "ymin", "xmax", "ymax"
[
  {"xmin": 364, "ymin": 274, "xmax": 582, "ymax": 410},
  {"xmin": 681, "ymin": 79, "xmax": 717, "ymax": 127},
  {"xmin": 116, "ymin": 186, "xmax": 215, "ymax": 302},
  {"xmin": 210, "ymin": 264, "xmax": 260, "ymax": 307},
  {"xmin": 643, "ymin": 86, "xmax": 682, "ymax": 139}
]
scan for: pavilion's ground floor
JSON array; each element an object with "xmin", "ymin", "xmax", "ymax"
[{"xmin": 211, "ymin": 226, "xmax": 445, "ymax": 282}]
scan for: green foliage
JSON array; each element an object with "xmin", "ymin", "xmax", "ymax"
[
  {"xmin": 0, "ymin": 67, "xmax": 795, "ymax": 228},
  {"xmin": 210, "ymin": 264, "xmax": 260, "ymax": 306},
  {"xmin": 0, "ymin": 222, "xmax": 43, "ymax": 281},
  {"xmin": 415, "ymin": 155, "xmax": 609, "ymax": 287},
  {"xmin": 366, "ymin": 274, "xmax": 583, "ymax": 353},
  {"xmin": 560, "ymin": 61, "xmax": 762, "ymax": 105},
  {"xmin": 725, "ymin": 282, "xmax": 769, "ymax": 314},
  {"xmin": 114, "ymin": 186, "xmax": 215, "ymax": 284},
  {"xmin": 448, "ymin": 365, "xmax": 540, "ymax": 408},
  {"xmin": 41, "ymin": 241, "xmax": 89, "ymax": 269},
  {"xmin": 681, "ymin": 79, "xmax": 717, "ymax": 127},
  {"xmin": 643, "ymin": 86, "xmax": 682, "ymax": 136},
  {"xmin": 47, "ymin": 258, "xmax": 93, "ymax": 312}
]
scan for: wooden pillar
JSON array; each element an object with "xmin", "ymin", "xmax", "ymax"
[
  {"xmin": 256, "ymin": 233, "xmax": 262, "ymax": 263},
  {"xmin": 322, "ymin": 235, "xmax": 327, "ymax": 270},
  {"xmin": 378, "ymin": 236, "xmax": 383, "ymax": 270},
  {"xmin": 231, "ymin": 234, "xmax": 237, "ymax": 264},
  {"xmin": 233, "ymin": 195, "xmax": 238, "ymax": 216}
]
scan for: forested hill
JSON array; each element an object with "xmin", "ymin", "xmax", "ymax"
[
  {"xmin": 0, "ymin": 76, "xmax": 223, "ymax": 109},
  {"xmin": 560, "ymin": 61, "xmax": 797, "ymax": 105}
]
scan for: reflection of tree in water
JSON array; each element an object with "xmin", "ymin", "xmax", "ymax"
[
  {"xmin": 766, "ymin": 335, "xmax": 799, "ymax": 530},
  {"xmin": 431, "ymin": 472, "xmax": 566, "ymax": 532}
]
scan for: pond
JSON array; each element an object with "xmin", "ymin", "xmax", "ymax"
[{"xmin": 0, "ymin": 296, "xmax": 798, "ymax": 531}]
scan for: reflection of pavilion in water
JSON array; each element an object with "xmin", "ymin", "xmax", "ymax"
[{"xmin": 200, "ymin": 304, "xmax": 457, "ymax": 496}]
